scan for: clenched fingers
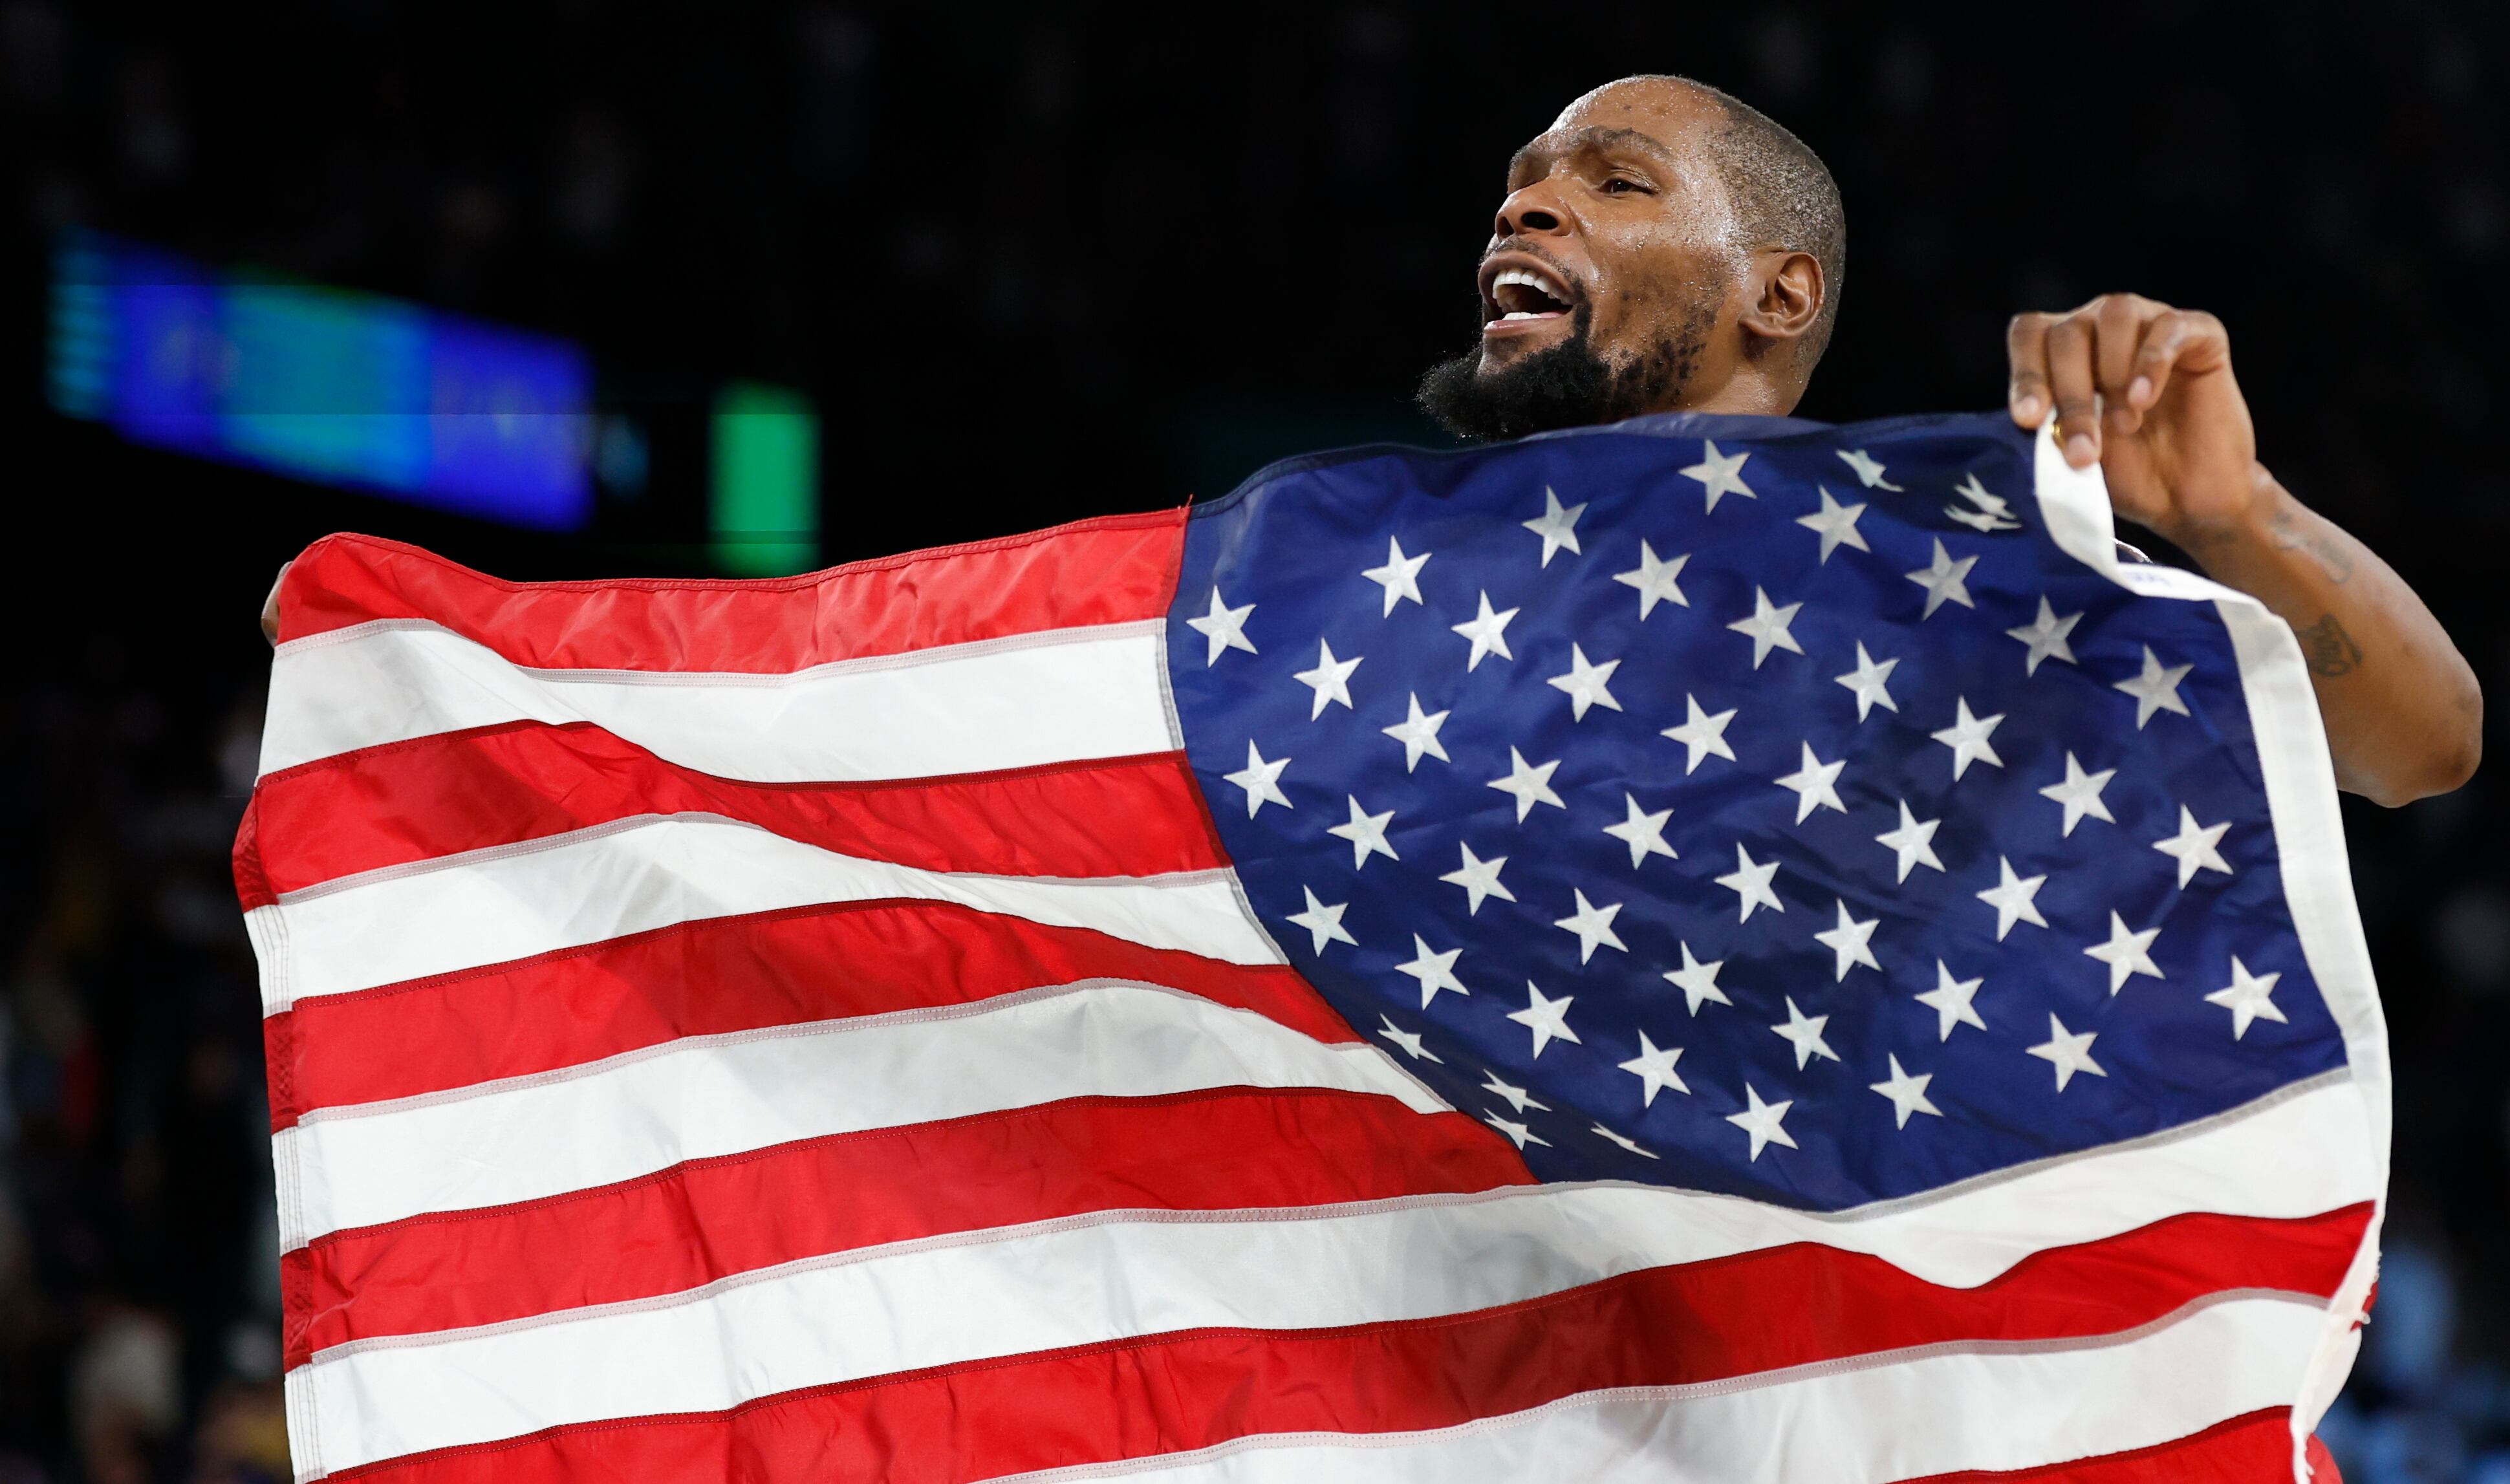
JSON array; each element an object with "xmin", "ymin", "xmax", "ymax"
[
  {"xmin": 2010, "ymin": 294, "xmax": 2186, "ymax": 464},
  {"xmin": 2122, "ymin": 308, "xmax": 2229, "ymax": 430},
  {"xmin": 2043, "ymin": 313, "xmax": 2103, "ymax": 468},
  {"xmin": 2006, "ymin": 312, "xmax": 2055, "ymax": 427}
]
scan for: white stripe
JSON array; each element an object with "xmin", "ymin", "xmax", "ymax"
[
  {"xmin": 276, "ymin": 981, "xmax": 1440, "ymax": 1246},
  {"xmin": 2029, "ymin": 420, "xmax": 2388, "ymax": 1472},
  {"xmin": 246, "ymin": 813, "xmax": 1281, "ymax": 1011},
  {"xmin": 287, "ymin": 1079, "xmax": 2372, "ymax": 1473},
  {"xmin": 257, "ymin": 619, "xmax": 1174, "ymax": 780},
  {"xmin": 2214, "ymin": 594, "xmax": 2386, "ymax": 1459},
  {"xmin": 983, "ymin": 1297, "xmax": 2325, "ymax": 1484}
]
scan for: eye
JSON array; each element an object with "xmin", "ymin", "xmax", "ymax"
[{"xmin": 1601, "ymin": 177, "xmax": 1650, "ymax": 196}]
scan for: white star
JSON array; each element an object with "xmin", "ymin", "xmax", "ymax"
[
  {"xmin": 1662, "ymin": 694, "xmax": 1738, "ymax": 773},
  {"xmin": 1726, "ymin": 586, "xmax": 1806, "ymax": 669},
  {"xmin": 1915, "ymin": 960, "xmax": 1987, "ymax": 1040},
  {"xmin": 1381, "ymin": 693, "xmax": 1451, "ymax": 772},
  {"xmin": 1715, "ymin": 842, "xmax": 1785, "ymax": 923},
  {"xmin": 1682, "ymin": 439, "xmax": 1757, "ymax": 512},
  {"xmin": 1795, "ymin": 486, "xmax": 1871, "ymax": 563},
  {"xmin": 2006, "ymin": 597, "xmax": 2083, "ymax": 676},
  {"xmin": 1184, "ymin": 587, "xmax": 1257, "ymax": 665},
  {"xmin": 1836, "ymin": 447, "xmax": 1904, "ymax": 491},
  {"xmin": 1603, "ymin": 793, "xmax": 1676, "ymax": 868},
  {"xmin": 1617, "ymin": 1031, "xmax": 1690, "ymax": 1106},
  {"xmin": 1613, "ymin": 540, "xmax": 1691, "ymax": 618},
  {"xmin": 1662, "ymin": 943, "xmax": 1732, "ymax": 1015},
  {"xmin": 1326, "ymin": 795, "xmax": 1398, "ymax": 868},
  {"xmin": 1223, "ymin": 740, "xmax": 1291, "ymax": 817},
  {"xmin": 1590, "ymin": 1123, "xmax": 1659, "ymax": 1159},
  {"xmin": 1360, "ymin": 537, "xmax": 1430, "ymax": 616},
  {"xmin": 1813, "ymin": 899, "xmax": 1882, "ymax": 981},
  {"xmin": 2206, "ymin": 956, "xmax": 2288, "ymax": 1039},
  {"xmin": 1484, "ymin": 1110, "xmax": 1550, "ymax": 1149},
  {"xmin": 1488, "ymin": 747, "xmax": 1566, "ymax": 822},
  {"xmin": 2084, "ymin": 911, "xmax": 2164, "ymax": 994},
  {"xmin": 1440, "ymin": 843, "xmax": 1515, "ymax": 914},
  {"xmin": 1951, "ymin": 472, "xmax": 2017, "ymax": 524},
  {"xmin": 1394, "ymin": 934, "xmax": 1469, "ymax": 1009},
  {"xmin": 1451, "ymin": 590, "xmax": 1519, "ymax": 671},
  {"xmin": 1508, "ymin": 982, "xmax": 1581, "ymax": 1058},
  {"xmin": 2152, "ymin": 806, "xmax": 2234, "ymax": 887},
  {"xmin": 1874, "ymin": 801, "xmax": 1945, "ymax": 883},
  {"xmin": 1522, "ymin": 486, "xmax": 1587, "ymax": 566},
  {"xmin": 1284, "ymin": 887, "xmax": 1355, "ymax": 956},
  {"xmin": 1947, "ymin": 503, "xmax": 2018, "ymax": 533},
  {"xmin": 1553, "ymin": 889, "xmax": 1628, "ymax": 963},
  {"xmin": 1774, "ymin": 742, "xmax": 1848, "ymax": 824},
  {"xmin": 1834, "ymin": 641, "xmax": 1899, "ymax": 720},
  {"xmin": 1975, "ymin": 855, "xmax": 2049, "ymax": 940},
  {"xmin": 2038, "ymin": 752, "xmax": 2118, "ymax": 837},
  {"xmin": 1376, "ymin": 1015, "xmax": 1441, "ymax": 1063},
  {"xmin": 1291, "ymin": 639, "xmax": 1362, "ymax": 719},
  {"xmin": 2114, "ymin": 646, "xmax": 2194, "ymax": 728},
  {"xmin": 2026, "ymin": 1013, "xmax": 2107, "ymax": 1091},
  {"xmin": 1546, "ymin": 643, "xmax": 1624, "ymax": 720},
  {"xmin": 1771, "ymin": 996, "xmax": 1841, "ymax": 1069},
  {"xmin": 1480, "ymin": 1069, "xmax": 1550, "ymax": 1114},
  {"xmin": 1726, "ymin": 1083, "xmax": 1797, "ymax": 1160},
  {"xmin": 1905, "ymin": 539, "xmax": 1978, "ymax": 619},
  {"xmin": 1931, "ymin": 697, "xmax": 2006, "ymax": 779},
  {"xmin": 1869, "ymin": 1055, "xmax": 1943, "ymax": 1129}
]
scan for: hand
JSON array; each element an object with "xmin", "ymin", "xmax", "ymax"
[
  {"xmin": 2006, "ymin": 294, "xmax": 2259, "ymax": 548},
  {"xmin": 261, "ymin": 561, "xmax": 291, "ymax": 646}
]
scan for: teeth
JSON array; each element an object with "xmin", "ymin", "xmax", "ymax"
[{"xmin": 1488, "ymin": 266, "xmax": 1568, "ymax": 317}]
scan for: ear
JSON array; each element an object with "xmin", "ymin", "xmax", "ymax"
[{"xmin": 1736, "ymin": 250, "xmax": 1823, "ymax": 352}]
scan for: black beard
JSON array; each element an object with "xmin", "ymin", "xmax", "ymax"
[{"xmin": 1416, "ymin": 303, "xmax": 1715, "ymax": 442}]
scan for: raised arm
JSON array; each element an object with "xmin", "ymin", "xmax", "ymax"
[{"xmin": 2007, "ymin": 294, "xmax": 2480, "ymax": 806}]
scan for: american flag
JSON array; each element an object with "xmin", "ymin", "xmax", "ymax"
[{"xmin": 240, "ymin": 409, "xmax": 2383, "ymax": 1484}]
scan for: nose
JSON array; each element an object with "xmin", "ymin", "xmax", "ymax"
[{"xmin": 1494, "ymin": 180, "xmax": 1570, "ymax": 239}]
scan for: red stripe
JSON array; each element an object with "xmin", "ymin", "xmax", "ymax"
[
  {"xmin": 326, "ymin": 1205, "xmax": 2369, "ymax": 1484},
  {"xmin": 283, "ymin": 1088, "xmax": 1528, "ymax": 1366},
  {"xmin": 266, "ymin": 902, "xmax": 1345, "ymax": 1126},
  {"xmin": 274, "ymin": 515, "xmax": 1186, "ymax": 667},
  {"xmin": 1901, "ymin": 1406, "xmax": 2297, "ymax": 1481},
  {"xmin": 238, "ymin": 724, "xmax": 1223, "ymax": 904}
]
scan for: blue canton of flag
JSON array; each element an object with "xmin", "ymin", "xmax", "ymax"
[{"xmin": 1167, "ymin": 410, "xmax": 2357, "ymax": 1211}]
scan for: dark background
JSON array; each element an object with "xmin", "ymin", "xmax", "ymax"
[{"xmin": 0, "ymin": 4, "xmax": 2503, "ymax": 1481}]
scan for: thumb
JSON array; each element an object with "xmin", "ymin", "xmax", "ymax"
[{"xmin": 261, "ymin": 561, "xmax": 292, "ymax": 647}]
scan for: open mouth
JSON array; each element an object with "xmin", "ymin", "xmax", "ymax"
[{"xmin": 1483, "ymin": 264, "xmax": 1575, "ymax": 325}]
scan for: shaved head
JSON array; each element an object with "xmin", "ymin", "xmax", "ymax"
[{"xmin": 1597, "ymin": 75, "xmax": 1846, "ymax": 360}]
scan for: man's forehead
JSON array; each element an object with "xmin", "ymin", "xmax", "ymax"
[
  {"xmin": 1512, "ymin": 124, "xmax": 1678, "ymax": 172},
  {"xmin": 1511, "ymin": 85, "xmax": 1718, "ymax": 177}
]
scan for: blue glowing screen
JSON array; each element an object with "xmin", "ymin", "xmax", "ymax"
[{"xmin": 48, "ymin": 231, "xmax": 594, "ymax": 531}]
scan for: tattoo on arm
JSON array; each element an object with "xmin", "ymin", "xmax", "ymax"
[{"xmin": 2297, "ymin": 613, "xmax": 2363, "ymax": 677}]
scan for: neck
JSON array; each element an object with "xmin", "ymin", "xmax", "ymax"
[{"xmin": 1657, "ymin": 368, "xmax": 1799, "ymax": 418}]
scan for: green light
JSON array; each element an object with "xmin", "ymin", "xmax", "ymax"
[{"xmin": 710, "ymin": 382, "xmax": 821, "ymax": 575}]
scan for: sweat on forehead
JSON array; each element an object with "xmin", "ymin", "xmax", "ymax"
[
  {"xmin": 1548, "ymin": 75, "xmax": 1726, "ymax": 142},
  {"xmin": 1508, "ymin": 80, "xmax": 1733, "ymax": 195}
]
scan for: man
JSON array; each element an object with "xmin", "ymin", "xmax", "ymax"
[{"xmin": 1419, "ymin": 75, "xmax": 2479, "ymax": 806}]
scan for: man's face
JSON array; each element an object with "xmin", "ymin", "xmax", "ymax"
[{"xmin": 1420, "ymin": 81, "xmax": 1747, "ymax": 440}]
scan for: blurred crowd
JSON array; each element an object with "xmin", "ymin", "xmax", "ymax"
[
  {"xmin": 0, "ymin": 2, "xmax": 2504, "ymax": 1481},
  {"xmin": 0, "ymin": 661, "xmax": 281, "ymax": 1481}
]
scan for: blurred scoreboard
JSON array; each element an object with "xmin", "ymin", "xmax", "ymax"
[{"xmin": 47, "ymin": 230, "xmax": 596, "ymax": 531}]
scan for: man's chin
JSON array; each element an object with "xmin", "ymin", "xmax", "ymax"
[{"xmin": 1415, "ymin": 334, "xmax": 1617, "ymax": 443}]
